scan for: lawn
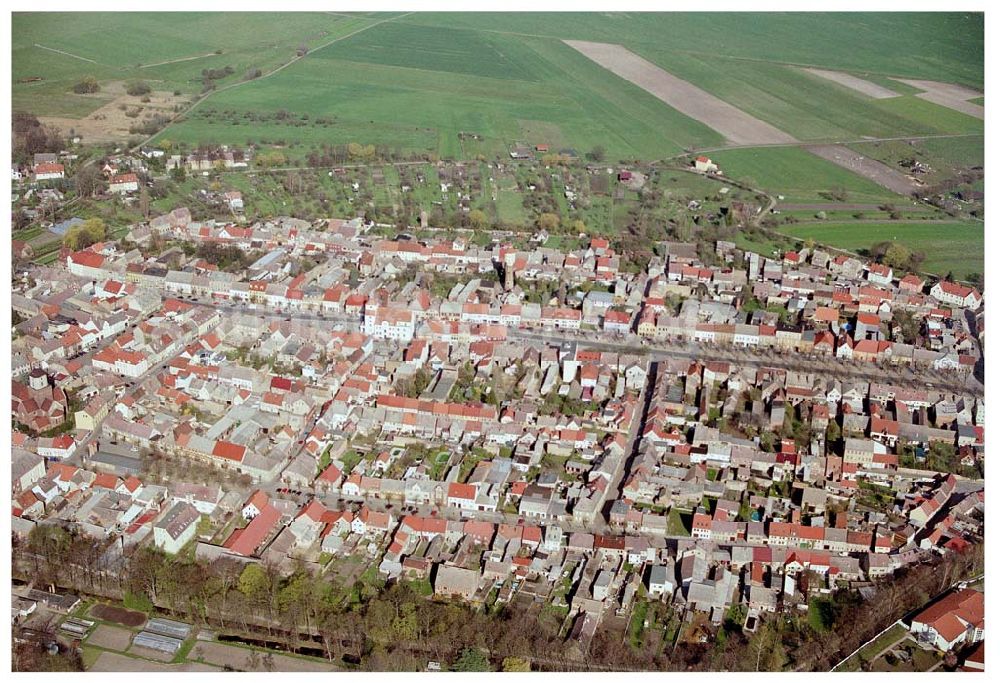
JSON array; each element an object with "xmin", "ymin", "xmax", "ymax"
[
  {"xmin": 734, "ymin": 230, "xmax": 798, "ymax": 260},
  {"xmin": 708, "ymin": 147, "xmax": 901, "ymax": 202},
  {"xmin": 667, "ymin": 508, "xmax": 690, "ymax": 536},
  {"xmin": 870, "ymin": 641, "xmax": 940, "ymax": 672},
  {"xmin": 833, "ymin": 622, "xmax": 909, "ymax": 672},
  {"xmin": 628, "ymin": 599, "xmax": 649, "ymax": 649},
  {"xmin": 777, "ymin": 220, "xmax": 983, "ymax": 278}
]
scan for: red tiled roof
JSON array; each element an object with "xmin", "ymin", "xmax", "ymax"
[
  {"xmin": 224, "ymin": 504, "xmax": 280, "ymax": 556},
  {"xmin": 212, "ymin": 440, "xmax": 246, "ymax": 462}
]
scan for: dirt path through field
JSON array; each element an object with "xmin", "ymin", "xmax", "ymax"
[
  {"xmin": 777, "ymin": 202, "xmax": 923, "ymax": 212},
  {"xmin": 140, "ymin": 53, "xmax": 219, "ymax": 69},
  {"xmin": 892, "ymin": 78, "xmax": 984, "ymax": 119},
  {"xmin": 34, "ymin": 43, "xmax": 98, "ymax": 64},
  {"xmin": 804, "ymin": 144, "xmax": 922, "ymax": 195},
  {"xmin": 564, "ymin": 40, "xmax": 798, "ymax": 145}
]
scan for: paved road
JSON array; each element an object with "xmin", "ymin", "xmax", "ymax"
[
  {"xmin": 174, "ymin": 295, "xmax": 360, "ymax": 327},
  {"xmin": 510, "ymin": 330, "xmax": 983, "ymax": 397},
  {"xmin": 606, "ymin": 358, "xmax": 655, "ymax": 506},
  {"xmin": 176, "ymin": 297, "xmax": 982, "ymax": 398}
]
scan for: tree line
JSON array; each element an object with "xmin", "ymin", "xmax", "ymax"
[{"xmin": 14, "ymin": 522, "xmax": 982, "ymax": 672}]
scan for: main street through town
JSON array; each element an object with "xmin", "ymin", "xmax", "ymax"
[{"xmin": 175, "ymin": 295, "xmax": 982, "ymax": 399}]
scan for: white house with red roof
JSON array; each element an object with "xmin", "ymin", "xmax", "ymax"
[
  {"xmin": 36, "ymin": 435, "xmax": 77, "ymax": 460},
  {"xmin": 930, "ymin": 281, "xmax": 982, "ymax": 309},
  {"xmin": 693, "ymin": 156, "xmax": 718, "ymax": 173},
  {"xmin": 34, "ymin": 162, "xmax": 65, "ymax": 181},
  {"xmin": 67, "ymin": 250, "xmax": 107, "ymax": 279},
  {"xmin": 866, "ymin": 262, "xmax": 893, "ymax": 286},
  {"xmin": 108, "ymin": 173, "xmax": 139, "ymax": 194},
  {"xmin": 447, "ymin": 482, "xmax": 479, "ymax": 511},
  {"xmin": 909, "ymin": 588, "xmax": 984, "ymax": 651}
]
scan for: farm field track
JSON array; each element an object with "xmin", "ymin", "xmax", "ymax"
[
  {"xmin": 804, "ymin": 144, "xmax": 921, "ymax": 196},
  {"xmin": 777, "ymin": 203, "xmax": 925, "ymax": 212},
  {"xmin": 845, "ymin": 135, "xmax": 984, "ymax": 187},
  {"xmin": 892, "ymin": 78, "xmax": 985, "ymax": 119},
  {"xmin": 565, "ymin": 40, "xmax": 798, "ymax": 145},
  {"xmin": 88, "ymin": 651, "xmax": 220, "ymax": 672},
  {"xmin": 801, "ymin": 68, "xmax": 901, "ymax": 99},
  {"xmin": 705, "ymin": 146, "xmax": 903, "ymax": 203},
  {"xmin": 777, "ymin": 220, "xmax": 983, "ymax": 278}
]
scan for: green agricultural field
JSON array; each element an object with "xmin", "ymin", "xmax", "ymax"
[
  {"xmin": 399, "ymin": 12, "xmax": 983, "ymax": 88},
  {"xmin": 779, "ymin": 220, "xmax": 983, "ymax": 278},
  {"xmin": 15, "ymin": 12, "xmax": 983, "ymax": 165},
  {"xmin": 630, "ymin": 50, "xmax": 983, "ymax": 142},
  {"xmin": 153, "ymin": 23, "xmax": 724, "ymax": 160},
  {"xmin": 12, "ymin": 12, "xmax": 379, "ymax": 112},
  {"xmin": 707, "ymin": 147, "xmax": 901, "ymax": 202}
]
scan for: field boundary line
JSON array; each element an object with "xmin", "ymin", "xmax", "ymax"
[
  {"xmin": 34, "ymin": 43, "xmax": 98, "ymax": 64},
  {"xmin": 139, "ymin": 53, "xmax": 219, "ymax": 69}
]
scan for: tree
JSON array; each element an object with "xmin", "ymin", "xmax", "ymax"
[
  {"xmin": 883, "ymin": 242, "xmax": 912, "ymax": 270},
  {"xmin": 453, "ymin": 647, "xmax": 493, "ymax": 671},
  {"xmin": 537, "ymin": 212, "xmax": 559, "ymax": 231},
  {"xmin": 746, "ymin": 620, "xmax": 787, "ymax": 671},
  {"xmin": 586, "ymin": 145, "xmax": 606, "ymax": 162},
  {"xmin": 74, "ymin": 165, "xmax": 105, "ymax": 198},
  {"xmin": 502, "ymin": 656, "xmax": 531, "ymax": 671},
  {"xmin": 12, "ymin": 113, "xmax": 64, "ymax": 164},
  {"xmin": 238, "ymin": 563, "xmax": 270, "ymax": 601},
  {"xmin": 139, "ymin": 187, "xmax": 151, "ymax": 218},
  {"xmin": 126, "ymin": 80, "xmax": 152, "ymax": 96},
  {"xmin": 63, "ymin": 218, "xmax": 106, "ymax": 250},
  {"xmin": 72, "ymin": 76, "xmax": 100, "ymax": 94},
  {"xmin": 468, "ymin": 209, "xmax": 488, "ymax": 229},
  {"xmin": 170, "ymin": 165, "xmax": 186, "ymax": 182},
  {"xmin": 825, "ymin": 419, "xmax": 842, "ymax": 445}
]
